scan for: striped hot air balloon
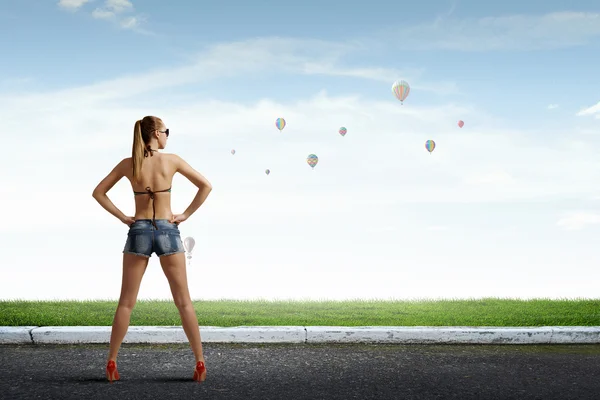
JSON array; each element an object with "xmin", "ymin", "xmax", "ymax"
[
  {"xmin": 392, "ymin": 80, "xmax": 410, "ymax": 104},
  {"xmin": 425, "ymin": 140, "xmax": 435, "ymax": 154},
  {"xmin": 275, "ymin": 118, "xmax": 286, "ymax": 131},
  {"xmin": 307, "ymin": 154, "xmax": 318, "ymax": 169}
]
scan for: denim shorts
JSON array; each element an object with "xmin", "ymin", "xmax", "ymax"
[{"xmin": 123, "ymin": 219, "xmax": 185, "ymax": 258}]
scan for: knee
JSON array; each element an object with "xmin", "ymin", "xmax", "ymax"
[
  {"xmin": 118, "ymin": 299, "xmax": 136, "ymax": 311},
  {"xmin": 175, "ymin": 299, "xmax": 194, "ymax": 311}
]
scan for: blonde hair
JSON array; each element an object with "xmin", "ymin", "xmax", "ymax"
[{"xmin": 132, "ymin": 116, "xmax": 162, "ymax": 181}]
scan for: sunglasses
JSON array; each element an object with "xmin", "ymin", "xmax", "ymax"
[{"xmin": 158, "ymin": 128, "xmax": 169, "ymax": 137}]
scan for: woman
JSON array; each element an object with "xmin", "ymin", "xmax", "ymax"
[{"xmin": 92, "ymin": 116, "xmax": 213, "ymax": 383}]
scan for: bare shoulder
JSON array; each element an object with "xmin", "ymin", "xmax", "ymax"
[
  {"xmin": 160, "ymin": 152, "xmax": 183, "ymax": 171},
  {"xmin": 163, "ymin": 153, "xmax": 195, "ymax": 170},
  {"xmin": 162, "ymin": 152, "xmax": 182, "ymax": 162},
  {"xmin": 119, "ymin": 157, "xmax": 133, "ymax": 173},
  {"xmin": 165, "ymin": 153, "xmax": 211, "ymax": 189},
  {"xmin": 93, "ymin": 157, "xmax": 132, "ymax": 195}
]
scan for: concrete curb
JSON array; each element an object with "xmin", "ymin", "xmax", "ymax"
[
  {"xmin": 28, "ymin": 326, "xmax": 305, "ymax": 344},
  {"xmin": 0, "ymin": 326, "xmax": 37, "ymax": 344},
  {"xmin": 1, "ymin": 326, "xmax": 599, "ymax": 345},
  {"xmin": 305, "ymin": 326, "xmax": 600, "ymax": 344}
]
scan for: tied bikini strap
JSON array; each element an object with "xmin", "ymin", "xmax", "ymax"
[
  {"xmin": 133, "ymin": 186, "xmax": 172, "ymax": 228},
  {"xmin": 144, "ymin": 146, "xmax": 158, "ymax": 158}
]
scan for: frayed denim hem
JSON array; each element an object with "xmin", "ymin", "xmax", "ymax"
[
  {"xmin": 123, "ymin": 251, "xmax": 151, "ymax": 258},
  {"xmin": 158, "ymin": 250, "xmax": 185, "ymax": 257}
]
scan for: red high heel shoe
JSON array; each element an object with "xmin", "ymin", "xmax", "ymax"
[
  {"xmin": 193, "ymin": 361, "xmax": 206, "ymax": 382},
  {"xmin": 106, "ymin": 360, "xmax": 120, "ymax": 383}
]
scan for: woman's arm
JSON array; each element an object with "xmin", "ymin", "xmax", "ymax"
[
  {"xmin": 174, "ymin": 155, "xmax": 212, "ymax": 219},
  {"xmin": 92, "ymin": 158, "xmax": 130, "ymax": 223}
]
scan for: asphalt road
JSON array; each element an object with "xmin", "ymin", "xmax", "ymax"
[{"xmin": 1, "ymin": 343, "xmax": 600, "ymax": 399}]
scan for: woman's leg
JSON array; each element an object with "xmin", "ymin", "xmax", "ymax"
[
  {"xmin": 107, "ymin": 253, "xmax": 149, "ymax": 362},
  {"xmin": 159, "ymin": 252, "xmax": 204, "ymax": 363}
]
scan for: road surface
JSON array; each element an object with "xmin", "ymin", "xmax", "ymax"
[{"xmin": 1, "ymin": 342, "xmax": 599, "ymax": 399}]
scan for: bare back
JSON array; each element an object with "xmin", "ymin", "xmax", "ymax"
[{"xmin": 123, "ymin": 153, "xmax": 178, "ymax": 220}]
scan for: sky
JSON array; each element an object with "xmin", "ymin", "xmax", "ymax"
[{"xmin": 1, "ymin": 0, "xmax": 600, "ymax": 301}]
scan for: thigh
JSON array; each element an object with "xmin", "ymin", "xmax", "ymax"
[
  {"xmin": 159, "ymin": 252, "xmax": 192, "ymax": 308},
  {"xmin": 119, "ymin": 253, "xmax": 150, "ymax": 307}
]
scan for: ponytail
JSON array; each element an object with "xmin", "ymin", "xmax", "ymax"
[
  {"xmin": 132, "ymin": 119, "xmax": 144, "ymax": 181},
  {"xmin": 131, "ymin": 116, "xmax": 162, "ymax": 181}
]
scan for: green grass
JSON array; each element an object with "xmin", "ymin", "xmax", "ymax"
[{"xmin": 1, "ymin": 298, "xmax": 600, "ymax": 327}]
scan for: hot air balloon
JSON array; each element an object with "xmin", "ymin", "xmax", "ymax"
[
  {"xmin": 339, "ymin": 127, "xmax": 347, "ymax": 137},
  {"xmin": 183, "ymin": 237, "xmax": 195, "ymax": 260},
  {"xmin": 275, "ymin": 118, "xmax": 286, "ymax": 131},
  {"xmin": 307, "ymin": 154, "xmax": 318, "ymax": 169},
  {"xmin": 392, "ymin": 80, "xmax": 410, "ymax": 104},
  {"xmin": 458, "ymin": 120, "xmax": 464, "ymax": 128},
  {"xmin": 425, "ymin": 140, "xmax": 435, "ymax": 154},
  {"xmin": 265, "ymin": 169, "xmax": 270, "ymax": 175},
  {"xmin": 231, "ymin": 149, "xmax": 236, "ymax": 155}
]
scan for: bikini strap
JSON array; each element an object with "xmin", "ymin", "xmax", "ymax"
[
  {"xmin": 144, "ymin": 145, "xmax": 159, "ymax": 158},
  {"xmin": 132, "ymin": 186, "xmax": 172, "ymax": 229},
  {"xmin": 133, "ymin": 187, "xmax": 171, "ymax": 196}
]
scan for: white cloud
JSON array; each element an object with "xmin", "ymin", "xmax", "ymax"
[
  {"xmin": 92, "ymin": 0, "xmax": 132, "ymax": 16},
  {"xmin": 105, "ymin": 0, "xmax": 133, "ymax": 13},
  {"xmin": 379, "ymin": 11, "xmax": 600, "ymax": 51},
  {"xmin": 299, "ymin": 63, "xmax": 458, "ymax": 94},
  {"xmin": 547, "ymin": 104, "xmax": 558, "ymax": 110},
  {"xmin": 91, "ymin": 8, "xmax": 113, "ymax": 19},
  {"xmin": 91, "ymin": 0, "xmax": 133, "ymax": 19},
  {"xmin": 59, "ymin": 0, "xmax": 144, "ymax": 33},
  {"xmin": 577, "ymin": 101, "xmax": 600, "ymax": 118},
  {"xmin": 2, "ymin": 34, "xmax": 600, "ymax": 301},
  {"xmin": 2, "ymin": 91, "xmax": 599, "ymax": 228},
  {"xmin": 0, "ymin": 37, "xmax": 454, "ymax": 114},
  {"xmin": 557, "ymin": 212, "xmax": 600, "ymax": 230},
  {"xmin": 57, "ymin": 0, "xmax": 90, "ymax": 10},
  {"xmin": 0, "ymin": 37, "xmax": 598, "ymax": 240},
  {"xmin": 120, "ymin": 16, "xmax": 139, "ymax": 29}
]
